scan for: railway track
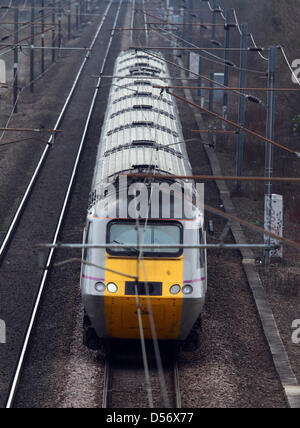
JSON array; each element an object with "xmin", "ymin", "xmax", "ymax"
[
  {"xmin": 0, "ymin": 0, "xmax": 293, "ymax": 409},
  {"xmin": 76, "ymin": 3, "xmax": 183, "ymax": 410},
  {"xmin": 0, "ymin": 0, "xmax": 113, "ymax": 265},
  {"xmin": 0, "ymin": 0, "xmax": 124, "ymax": 408},
  {"xmin": 102, "ymin": 343, "xmax": 181, "ymax": 409},
  {"xmin": 103, "ymin": 5, "xmax": 181, "ymax": 409},
  {"xmin": 131, "ymin": 0, "xmax": 148, "ymax": 47}
]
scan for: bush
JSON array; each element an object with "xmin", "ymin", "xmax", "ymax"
[{"xmin": 292, "ymin": 115, "xmax": 300, "ymax": 135}]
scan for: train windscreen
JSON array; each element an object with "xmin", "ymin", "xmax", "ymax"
[{"xmin": 106, "ymin": 220, "xmax": 183, "ymax": 257}]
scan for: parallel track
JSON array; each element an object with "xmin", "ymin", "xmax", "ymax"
[
  {"xmin": 0, "ymin": 0, "xmax": 114, "ymax": 265},
  {"xmin": 4, "ymin": 0, "xmax": 123, "ymax": 408},
  {"xmin": 1, "ymin": 0, "xmax": 291, "ymax": 409}
]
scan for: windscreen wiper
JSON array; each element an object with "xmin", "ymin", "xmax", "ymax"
[{"xmin": 113, "ymin": 240, "xmax": 139, "ymax": 254}]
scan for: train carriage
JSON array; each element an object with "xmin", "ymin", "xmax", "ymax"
[{"xmin": 81, "ymin": 49, "xmax": 207, "ymax": 350}]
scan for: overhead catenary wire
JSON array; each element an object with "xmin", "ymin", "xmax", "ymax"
[
  {"xmin": 0, "ymin": 58, "xmax": 58, "ymax": 141},
  {"xmin": 131, "ymin": 0, "xmax": 299, "ymax": 404},
  {"xmin": 63, "ymin": 211, "xmax": 299, "ymax": 254},
  {"xmin": 132, "ymin": 46, "xmax": 260, "ymax": 102},
  {"xmin": 98, "ymin": 4, "xmax": 161, "ymax": 409},
  {"xmin": 131, "ymin": 44, "xmax": 267, "ymax": 76},
  {"xmin": 0, "ymin": 0, "xmax": 72, "ymax": 43},
  {"xmin": 14, "ymin": 0, "xmax": 292, "ymax": 408},
  {"xmin": 130, "ymin": 9, "xmax": 156, "ymax": 405},
  {"xmin": 94, "ymin": 74, "xmax": 210, "ymax": 81},
  {"xmin": 140, "ymin": 92, "xmax": 173, "ymax": 410},
  {"xmin": 136, "ymin": 25, "xmax": 266, "ymax": 109},
  {"xmin": 129, "ymin": 5, "xmax": 251, "ymax": 404},
  {"xmin": 0, "ymin": 0, "xmax": 101, "ymax": 140},
  {"xmin": 166, "ymin": 90, "xmax": 300, "ymax": 156},
  {"xmin": 163, "ymin": 4, "xmax": 263, "ymax": 62},
  {"xmin": 127, "ymin": 172, "xmax": 300, "ymax": 183},
  {"xmin": 134, "ymin": 217, "xmax": 154, "ymax": 409},
  {"xmin": 146, "ymin": 21, "xmax": 232, "ymax": 27},
  {"xmin": 0, "ymin": 0, "xmax": 88, "ymax": 63},
  {"xmin": 0, "ymin": 127, "xmax": 62, "ymax": 132},
  {"xmin": 134, "ymin": 6, "xmax": 294, "ymax": 204},
  {"xmin": 153, "ymin": 84, "xmax": 300, "ymax": 92},
  {"xmin": 0, "ymin": 0, "xmax": 115, "ymax": 258},
  {"xmin": 205, "ymin": 0, "xmax": 269, "ymax": 62},
  {"xmin": 135, "ymin": 0, "xmax": 285, "ymax": 67},
  {"xmin": 0, "ymin": 57, "xmax": 61, "ymax": 142},
  {"xmin": 129, "ymin": 8, "xmax": 174, "ymax": 408},
  {"xmin": 137, "ymin": 9, "xmax": 267, "ymax": 76},
  {"xmin": 0, "ymin": 0, "xmax": 13, "ymax": 20},
  {"xmin": 0, "ymin": 21, "xmax": 61, "ymax": 26},
  {"xmin": 2, "ymin": 44, "xmax": 92, "ymax": 50},
  {"xmin": 39, "ymin": 243, "xmax": 280, "ymax": 251},
  {"xmin": 219, "ymin": 3, "xmax": 268, "ymax": 61},
  {"xmin": 133, "ymin": 45, "xmax": 266, "ymax": 52},
  {"xmin": 0, "ymin": 25, "xmax": 53, "ymax": 52},
  {"xmin": 20, "ymin": 0, "xmax": 298, "ymax": 408}
]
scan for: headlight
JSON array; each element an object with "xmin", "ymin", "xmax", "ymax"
[
  {"xmin": 182, "ymin": 284, "xmax": 193, "ymax": 295},
  {"xmin": 107, "ymin": 282, "xmax": 118, "ymax": 293},
  {"xmin": 170, "ymin": 284, "xmax": 181, "ymax": 295},
  {"xmin": 95, "ymin": 282, "xmax": 105, "ymax": 292}
]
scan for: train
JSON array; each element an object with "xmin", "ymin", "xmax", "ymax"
[{"xmin": 80, "ymin": 49, "xmax": 207, "ymax": 351}]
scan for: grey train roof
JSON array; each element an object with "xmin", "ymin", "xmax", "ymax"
[{"xmin": 92, "ymin": 49, "xmax": 192, "ymax": 190}]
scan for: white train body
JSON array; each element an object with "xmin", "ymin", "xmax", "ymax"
[{"xmin": 80, "ymin": 49, "xmax": 207, "ymax": 347}]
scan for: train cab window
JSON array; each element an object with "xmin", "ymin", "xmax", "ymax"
[
  {"xmin": 107, "ymin": 221, "xmax": 183, "ymax": 257},
  {"xmin": 84, "ymin": 221, "xmax": 93, "ymax": 262},
  {"xmin": 199, "ymin": 229, "xmax": 205, "ymax": 268}
]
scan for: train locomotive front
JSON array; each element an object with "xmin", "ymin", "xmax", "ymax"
[{"xmin": 80, "ymin": 49, "xmax": 207, "ymax": 349}]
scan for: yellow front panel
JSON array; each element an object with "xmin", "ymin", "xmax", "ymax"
[{"xmin": 104, "ymin": 256, "xmax": 183, "ymax": 340}]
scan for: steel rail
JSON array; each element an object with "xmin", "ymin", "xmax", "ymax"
[
  {"xmin": 4, "ymin": 0, "xmax": 119, "ymax": 408},
  {"xmin": 101, "ymin": 349, "xmax": 181, "ymax": 409},
  {"xmin": 130, "ymin": 0, "xmax": 135, "ymax": 42},
  {"xmin": 173, "ymin": 359, "xmax": 181, "ymax": 408},
  {"xmin": 142, "ymin": 0, "xmax": 148, "ymax": 46},
  {"xmin": 102, "ymin": 353, "xmax": 111, "ymax": 408},
  {"xmin": 0, "ymin": 0, "xmax": 114, "ymax": 265}
]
